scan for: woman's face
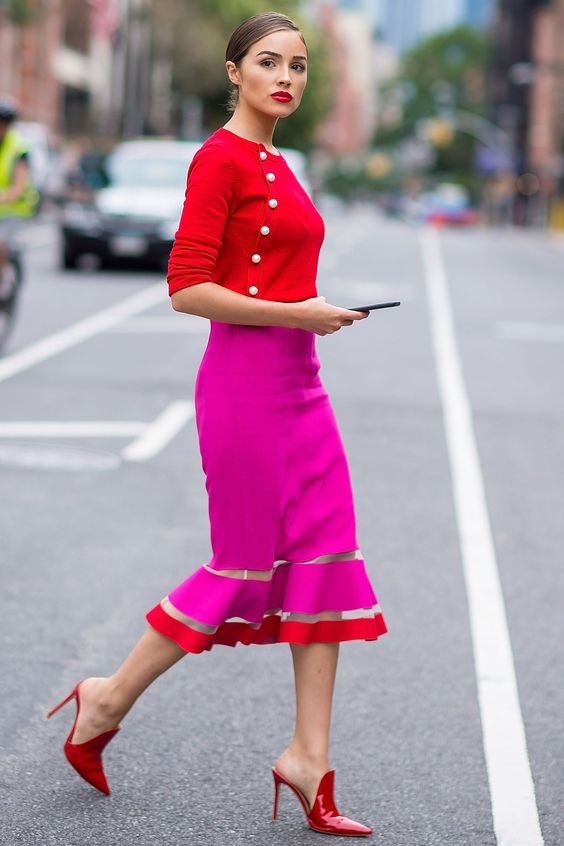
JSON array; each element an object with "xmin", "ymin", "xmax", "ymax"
[{"xmin": 227, "ymin": 29, "xmax": 308, "ymax": 118}]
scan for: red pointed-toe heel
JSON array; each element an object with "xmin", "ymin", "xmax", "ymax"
[
  {"xmin": 47, "ymin": 682, "xmax": 120, "ymax": 796},
  {"xmin": 272, "ymin": 767, "xmax": 372, "ymax": 837}
]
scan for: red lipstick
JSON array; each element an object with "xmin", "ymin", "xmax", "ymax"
[{"xmin": 271, "ymin": 91, "xmax": 293, "ymax": 102}]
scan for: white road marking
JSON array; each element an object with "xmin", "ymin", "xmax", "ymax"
[
  {"xmin": 494, "ymin": 321, "xmax": 564, "ymax": 344},
  {"xmin": 0, "ymin": 284, "xmax": 166, "ymax": 384},
  {"xmin": 0, "ymin": 443, "xmax": 120, "ymax": 471},
  {"xmin": 0, "ymin": 421, "xmax": 145, "ymax": 438},
  {"xmin": 121, "ymin": 400, "xmax": 194, "ymax": 462},
  {"xmin": 420, "ymin": 227, "xmax": 544, "ymax": 846},
  {"xmin": 107, "ymin": 315, "xmax": 208, "ymax": 334},
  {"xmin": 0, "ymin": 403, "xmax": 194, "ymax": 462}
]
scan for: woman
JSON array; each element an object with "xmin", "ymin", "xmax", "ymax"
[{"xmin": 48, "ymin": 12, "xmax": 387, "ymax": 837}]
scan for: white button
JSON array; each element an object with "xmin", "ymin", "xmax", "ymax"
[
  {"xmin": 266, "ymin": 172, "xmax": 276, "ymax": 182},
  {"xmin": 259, "ymin": 151, "xmax": 267, "ymax": 161},
  {"xmin": 251, "ymin": 253, "xmax": 261, "ymax": 263},
  {"xmin": 260, "ymin": 226, "xmax": 270, "ymax": 236},
  {"xmin": 249, "ymin": 286, "xmax": 259, "ymax": 296},
  {"xmin": 268, "ymin": 199, "xmax": 278, "ymax": 208}
]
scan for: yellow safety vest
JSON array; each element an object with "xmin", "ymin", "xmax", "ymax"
[{"xmin": 0, "ymin": 128, "xmax": 39, "ymax": 218}]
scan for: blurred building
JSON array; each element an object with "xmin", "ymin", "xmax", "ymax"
[
  {"xmin": 464, "ymin": 0, "xmax": 496, "ymax": 26},
  {"xmin": 0, "ymin": 0, "xmax": 63, "ymax": 129},
  {"xmin": 380, "ymin": 0, "xmax": 427, "ymax": 53},
  {"xmin": 489, "ymin": 0, "xmax": 564, "ymax": 225},
  {"xmin": 359, "ymin": 0, "xmax": 496, "ymax": 52},
  {"xmin": 420, "ymin": 0, "xmax": 466, "ymax": 39},
  {"xmin": 527, "ymin": 0, "xmax": 564, "ymax": 223},
  {"xmin": 0, "ymin": 0, "xmax": 121, "ymax": 136},
  {"xmin": 316, "ymin": 3, "xmax": 379, "ymax": 153},
  {"xmin": 0, "ymin": 0, "xmax": 173, "ymax": 141},
  {"xmin": 55, "ymin": 0, "xmax": 114, "ymax": 136}
]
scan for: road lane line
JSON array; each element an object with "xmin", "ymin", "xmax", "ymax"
[
  {"xmin": 420, "ymin": 227, "xmax": 544, "ymax": 846},
  {"xmin": 494, "ymin": 321, "xmax": 564, "ymax": 344},
  {"xmin": 0, "ymin": 284, "xmax": 166, "ymax": 385},
  {"xmin": 0, "ymin": 422, "xmax": 145, "ymax": 437},
  {"xmin": 122, "ymin": 400, "xmax": 194, "ymax": 462}
]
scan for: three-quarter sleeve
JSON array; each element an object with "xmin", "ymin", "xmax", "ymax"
[{"xmin": 167, "ymin": 146, "xmax": 235, "ymax": 296}]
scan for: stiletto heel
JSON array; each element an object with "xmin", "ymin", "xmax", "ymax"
[
  {"xmin": 271, "ymin": 767, "xmax": 372, "ymax": 837},
  {"xmin": 272, "ymin": 769, "xmax": 280, "ymax": 820},
  {"xmin": 47, "ymin": 681, "xmax": 120, "ymax": 796},
  {"xmin": 46, "ymin": 688, "xmax": 77, "ymax": 718},
  {"xmin": 272, "ymin": 767, "xmax": 308, "ymax": 820}
]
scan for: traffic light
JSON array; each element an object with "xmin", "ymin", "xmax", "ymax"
[
  {"xmin": 422, "ymin": 118, "xmax": 455, "ymax": 148},
  {"xmin": 365, "ymin": 153, "xmax": 392, "ymax": 179}
]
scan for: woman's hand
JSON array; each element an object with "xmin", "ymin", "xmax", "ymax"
[
  {"xmin": 170, "ymin": 285, "xmax": 369, "ymax": 334},
  {"xmin": 292, "ymin": 297, "xmax": 369, "ymax": 336}
]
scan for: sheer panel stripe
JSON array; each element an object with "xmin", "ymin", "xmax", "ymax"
[
  {"xmin": 147, "ymin": 601, "xmax": 386, "ymax": 654},
  {"xmin": 146, "ymin": 551, "xmax": 386, "ymax": 654}
]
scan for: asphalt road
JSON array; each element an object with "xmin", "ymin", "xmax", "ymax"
[{"xmin": 0, "ymin": 208, "xmax": 562, "ymax": 846}]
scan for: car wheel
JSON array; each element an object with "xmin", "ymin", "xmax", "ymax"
[{"xmin": 61, "ymin": 244, "xmax": 80, "ymax": 270}]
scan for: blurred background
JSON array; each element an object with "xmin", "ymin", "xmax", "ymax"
[{"xmin": 1, "ymin": 0, "xmax": 564, "ymax": 236}]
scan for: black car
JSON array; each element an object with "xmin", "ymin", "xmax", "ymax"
[{"xmin": 60, "ymin": 139, "xmax": 200, "ymax": 269}]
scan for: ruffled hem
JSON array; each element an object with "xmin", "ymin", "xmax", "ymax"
[
  {"xmin": 146, "ymin": 603, "xmax": 388, "ymax": 654},
  {"xmin": 167, "ymin": 558, "xmax": 378, "ymax": 628}
]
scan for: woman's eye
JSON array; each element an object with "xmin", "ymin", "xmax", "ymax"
[{"xmin": 260, "ymin": 59, "xmax": 306, "ymax": 72}]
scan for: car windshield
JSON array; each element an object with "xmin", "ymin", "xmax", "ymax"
[{"xmin": 107, "ymin": 155, "xmax": 188, "ymax": 188}]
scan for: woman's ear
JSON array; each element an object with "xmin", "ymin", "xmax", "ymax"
[{"xmin": 225, "ymin": 61, "xmax": 240, "ymax": 87}]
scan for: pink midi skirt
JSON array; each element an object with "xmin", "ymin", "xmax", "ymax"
[{"xmin": 146, "ymin": 322, "xmax": 386, "ymax": 653}]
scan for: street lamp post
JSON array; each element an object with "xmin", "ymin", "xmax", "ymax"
[{"xmin": 122, "ymin": 0, "xmax": 151, "ymax": 138}]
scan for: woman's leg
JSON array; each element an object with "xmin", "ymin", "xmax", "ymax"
[
  {"xmin": 70, "ymin": 627, "xmax": 185, "ymax": 744},
  {"xmin": 275, "ymin": 640, "xmax": 340, "ymax": 808}
]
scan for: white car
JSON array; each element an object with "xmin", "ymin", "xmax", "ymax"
[{"xmin": 60, "ymin": 139, "xmax": 200, "ymax": 269}]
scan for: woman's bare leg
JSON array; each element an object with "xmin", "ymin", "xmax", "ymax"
[
  {"xmin": 275, "ymin": 640, "xmax": 340, "ymax": 808},
  {"xmin": 70, "ymin": 627, "xmax": 185, "ymax": 743}
]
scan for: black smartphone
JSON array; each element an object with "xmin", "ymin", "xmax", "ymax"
[{"xmin": 348, "ymin": 301, "xmax": 401, "ymax": 312}]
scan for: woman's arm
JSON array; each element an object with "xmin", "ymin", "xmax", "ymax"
[
  {"xmin": 171, "ymin": 283, "xmax": 368, "ymax": 336},
  {"xmin": 168, "ymin": 145, "xmax": 366, "ymax": 334}
]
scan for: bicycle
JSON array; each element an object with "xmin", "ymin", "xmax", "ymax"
[{"xmin": 0, "ymin": 239, "xmax": 23, "ymax": 353}]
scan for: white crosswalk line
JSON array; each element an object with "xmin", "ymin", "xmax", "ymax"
[
  {"xmin": 0, "ymin": 421, "xmax": 145, "ymax": 438},
  {"xmin": 0, "ymin": 283, "xmax": 166, "ymax": 384},
  {"xmin": 122, "ymin": 400, "xmax": 194, "ymax": 462}
]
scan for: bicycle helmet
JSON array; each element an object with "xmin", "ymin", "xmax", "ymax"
[{"xmin": 0, "ymin": 96, "xmax": 19, "ymax": 122}]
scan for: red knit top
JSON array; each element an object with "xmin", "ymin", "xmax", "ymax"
[{"xmin": 167, "ymin": 127, "xmax": 325, "ymax": 302}]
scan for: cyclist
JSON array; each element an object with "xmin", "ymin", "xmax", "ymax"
[{"xmin": 0, "ymin": 96, "xmax": 38, "ymax": 288}]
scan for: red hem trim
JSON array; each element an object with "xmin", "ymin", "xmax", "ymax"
[{"xmin": 146, "ymin": 604, "xmax": 388, "ymax": 655}]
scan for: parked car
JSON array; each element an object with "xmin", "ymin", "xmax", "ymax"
[
  {"xmin": 60, "ymin": 139, "xmax": 200, "ymax": 269},
  {"xmin": 419, "ymin": 183, "xmax": 479, "ymax": 226}
]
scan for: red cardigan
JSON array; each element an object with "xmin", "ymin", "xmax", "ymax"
[{"xmin": 167, "ymin": 127, "xmax": 325, "ymax": 302}]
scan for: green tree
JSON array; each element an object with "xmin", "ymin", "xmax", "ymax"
[
  {"xmin": 375, "ymin": 25, "xmax": 490, "ymax": 183},
  {"xmin": 4, "ymin": 0, "xmax": 35, "ymax": 25}
]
